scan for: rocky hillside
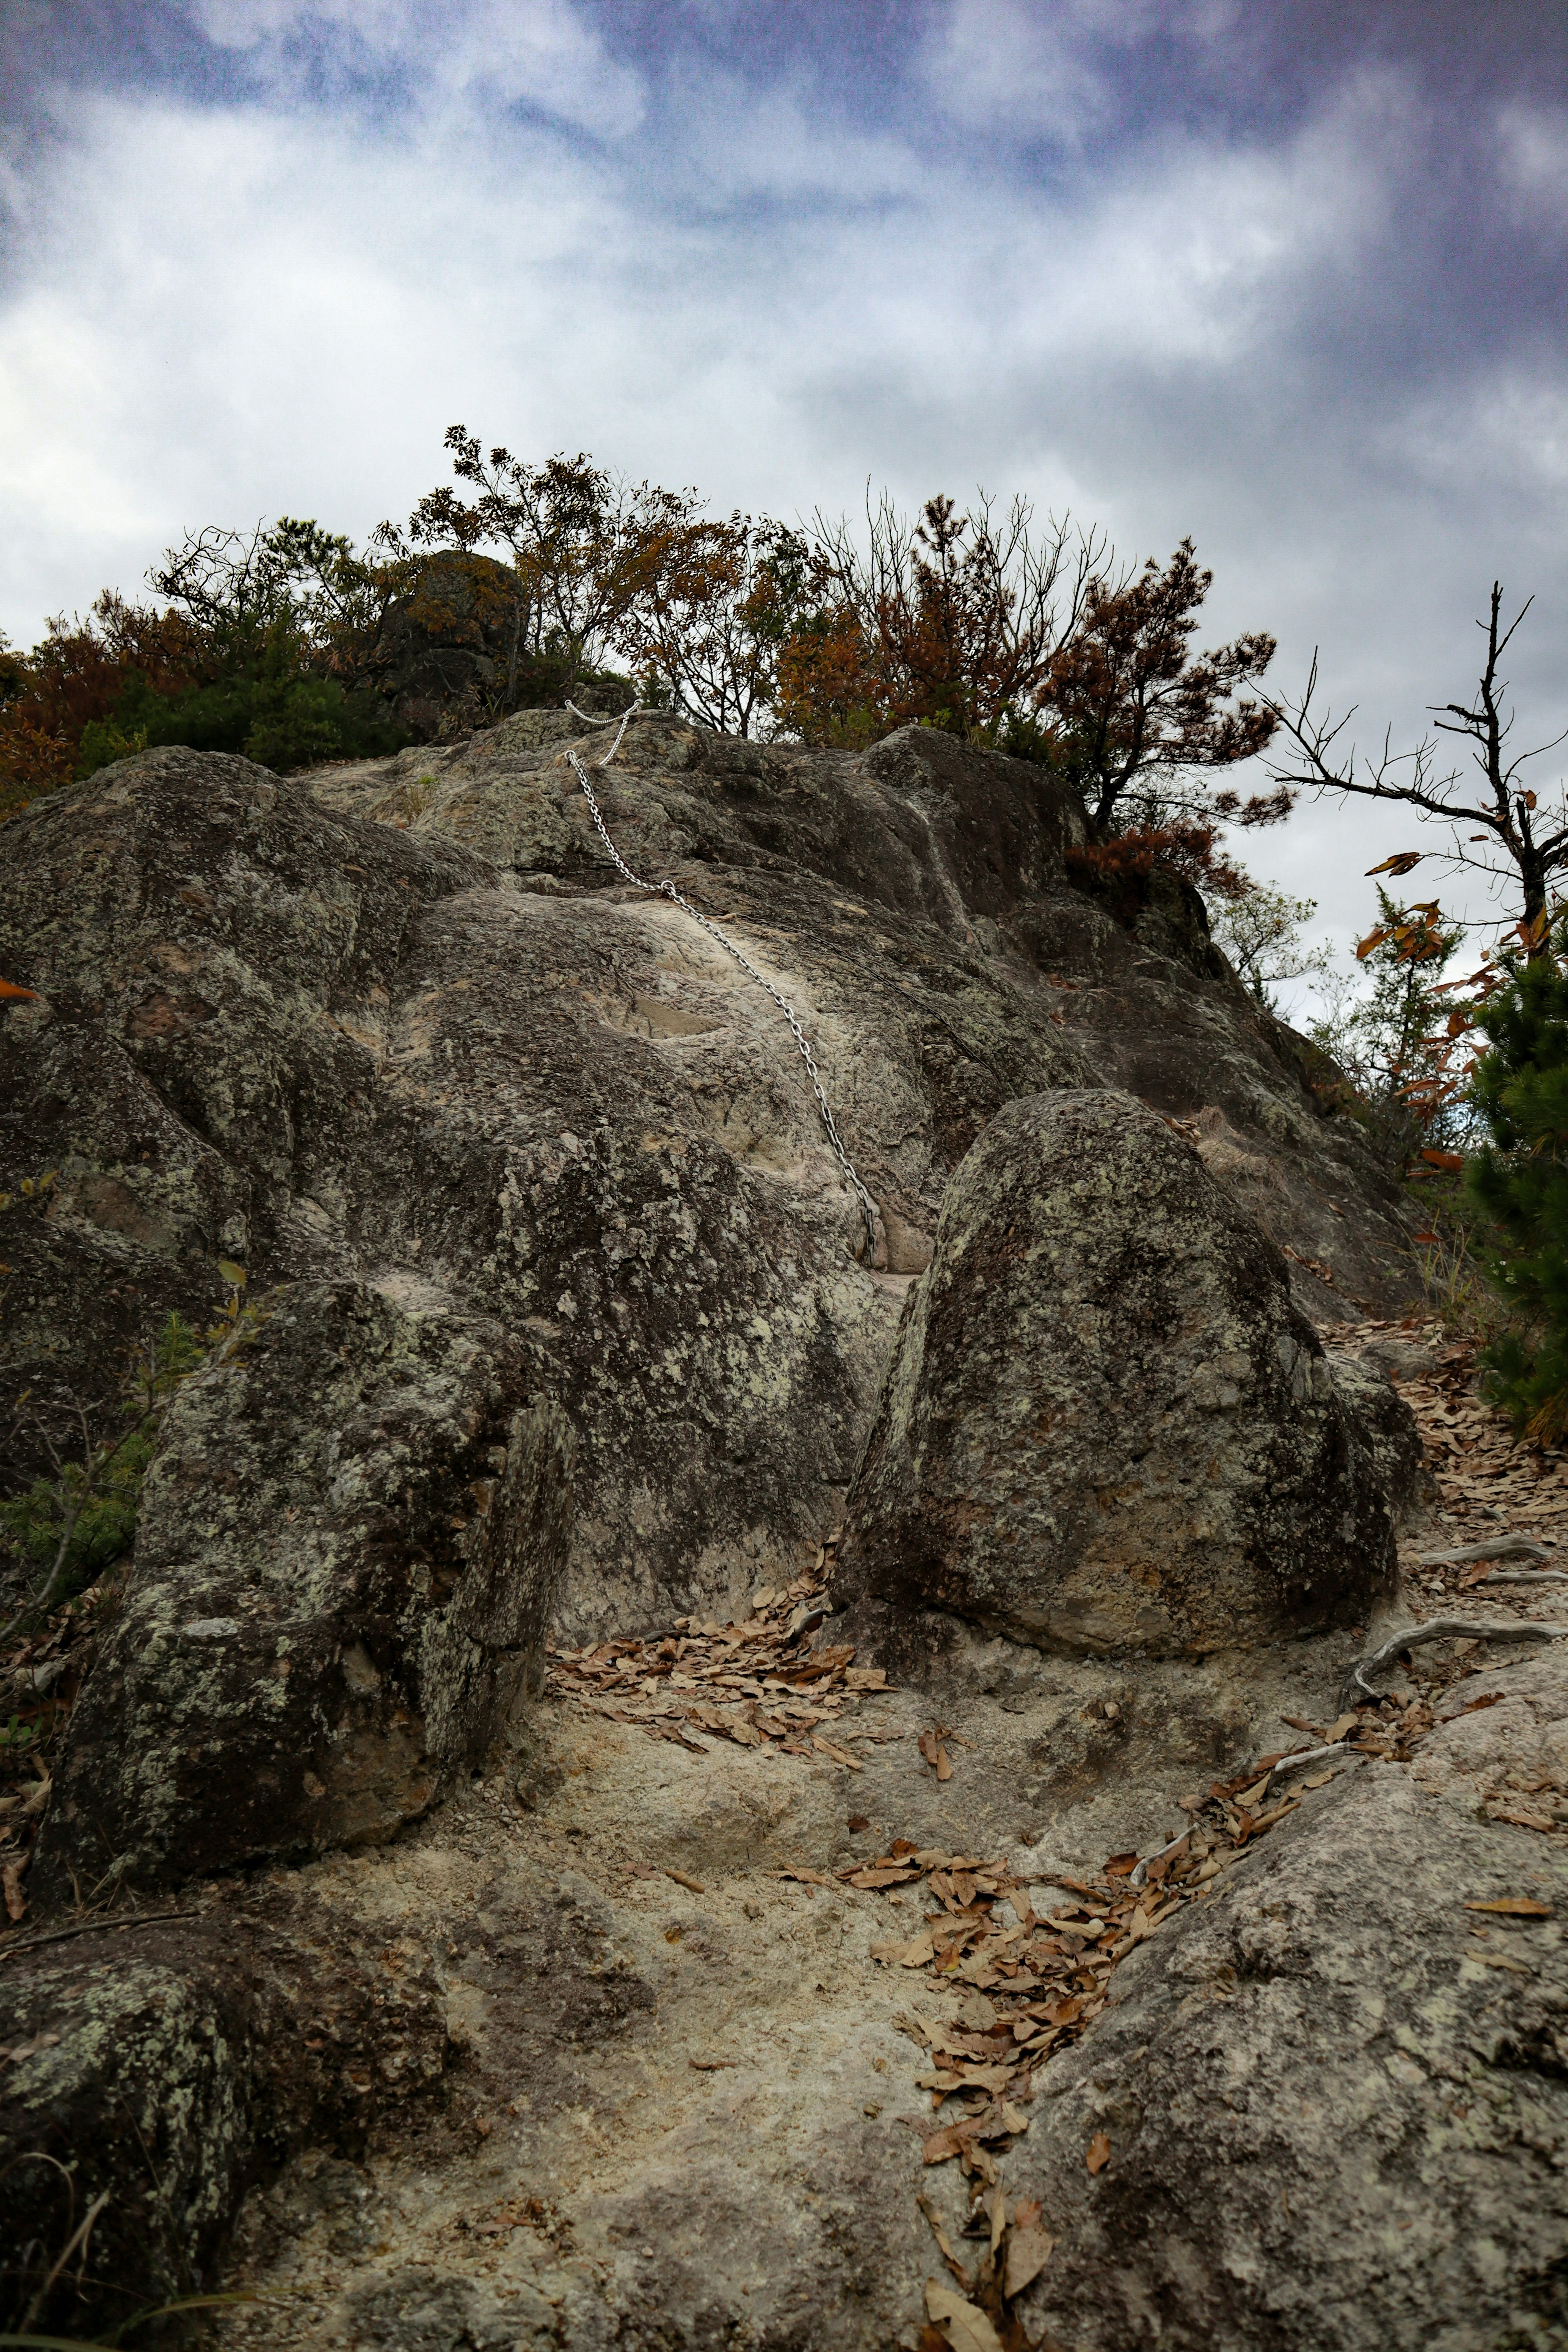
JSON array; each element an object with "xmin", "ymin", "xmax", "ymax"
[{"xmin": 1, "ymin": 714, "xmax": 1562, "ymax": 2352}]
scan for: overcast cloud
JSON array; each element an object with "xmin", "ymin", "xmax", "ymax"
[{"xmin": 2, "ymin": 0, "xmax": 1564, "ymax": 998}]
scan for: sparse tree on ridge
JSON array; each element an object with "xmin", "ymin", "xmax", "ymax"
[
  {"xmin": 388, "ymin": 428, "xmax": 702, "ymax": 704},
  {"xmin": 1032, "ymin": 536, "xmax": 1286, "ymax": 835},
  {"xmin": 777, "ymin": 488, "xmax": 1105, "ymax": 749},
  {"xmin": 620, "ymin": 516, "xmax": 814, "ymax": 738},
  {"xmin": 1208, "ymin": 882, "xmax": 1332, "ymax": 1008},
  {"xmin": 1262, "ymin": 583, "xmax": 1567, "ymax": 943}
]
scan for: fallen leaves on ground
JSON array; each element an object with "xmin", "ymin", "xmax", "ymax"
[
  {"xmin": 1328, "ymin": 1316, "xmax": 1568, "ymax": 1561},
  {"xmin": 1464, "ymin": 1896, "xmax": 1552, "ymax": 1917},
  {"xmin": 924, "ymin": 2277, "xmax": 1006, "ymax": 2352},
  {"xmin": 546, "ymin": 1552, "xmax": 896, "ymax": 1767},
  {"xmin": 1085, "ymin": 2133, "xmax": 1111, "ymax": 2175}
]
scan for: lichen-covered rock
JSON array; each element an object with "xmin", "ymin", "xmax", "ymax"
[
  {"xmin": 835, "ymin": 1089, "xmax": 1404, "ymax": 1653},
  {"xmin": 31, "ymin": 1277, "xmax": 572, "ymax": 1901},
  {"xmin": 1012, "ymin": 1652, "xmax": 1568, "ymax": 2352},
  {"xmin": 0, "ymin": 1896, "xmax": 448, "ymax": 2338}
]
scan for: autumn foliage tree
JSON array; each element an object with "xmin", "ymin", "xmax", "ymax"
[
  {"xmin": 1033, "ymin": 537, "xmax": 1284, "ymax": 833},
  {"xmin": 388, "ymin": 428, "xmax": 700, "ymax": 706},
  {"xmin": 620, "ymin": 517, "xmax": 813, "ymax": 737},
  {"xmin": 0, "ymin": 594, "xmax": 215, "ymax": 820},
  {"xmin": 775, "ymin": 489, "xmax": 1101, "ymax": 749}
]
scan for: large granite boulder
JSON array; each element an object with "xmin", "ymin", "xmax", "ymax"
[
  {"xmin": 364, "ymin": 552, "xmax": 522, "ymax": 741},
  {"xmin": 1012, "ymin": 1649, "xmax": 1568, "ymax": 2352},
  {"xmin": 834, "ymin": 1088, "xmax": 1405, "ymax": 1654},
  {"xmin": 32, "ymin": 1277, "xmax": 572, "ymax": 1902}
]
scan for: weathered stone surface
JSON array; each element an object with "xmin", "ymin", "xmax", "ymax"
[
  {"xmin": 835, "ymin": 1089, "xmax": 1405, "ymax": 1654},
  {"xmin": 0, "ymin": 708, "xmax": 1529, "ymax": 2352},
  {"xmin": 0, "ymin": 722, "xmax": 1421, "ymax": 1660},
  {"xmin": 0, "ymin": 1894, "xmax": 448, "ymax": 2337},
  {"xmin": 1013, "ymin": 1649, "xmax": 1568, "ymax": 2352},
  {"xmin": 0, "ymin": 731, "xmax": 1087, "ymax": 1646},
  {"xmin": 32, "ymin": 1277, "xmax": 572, "ymax": 1902},
  {"xmin": 365, "ymin": 554, "xmax": 521, "ymax": 742}
]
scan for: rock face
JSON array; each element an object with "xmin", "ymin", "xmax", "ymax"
[
  {"xmin": 365, "ymin": 554, "xmax": 522, "ymax": 741},
  {"xmin": 0, "ymin": 708, "xmax": 1455, "ymax": 2345},
  {"xmin": 835, "ymin": 1089, "xmax": 1402, "ymax": 1654},
  {"xmin": 1013, "ymin": 1649, "xmax": 1568, "ymax": 2352},
  {"xmin": 0, "ymin": 718, "xmax": 1420, "ymax": 1668},
  {"xmin": 31, "ymin": 1278, "xmax": 571, "ymax": 1902}
]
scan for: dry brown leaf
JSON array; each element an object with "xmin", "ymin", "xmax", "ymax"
[
  {"xmin": 665, "ymin": 1868, "xmax": 706, "ymax": 1893},
  {"xmin": 1086, "ymin": 2131, "xmax": 1111, "ymax": 2174},
  {"xmin": 1325, "ymin": 1712, "xmax": 1360, "ymax": 1742},
  {"xmin": 915, "ymin": 2191, "xmax": 971, "ymax": 2288},
  {"xmin": 844, "ymin": 1866, "xmax": 919, "ymax": 1889},
  {"xmin": 936, "ymin": 1743, "xmax": 953, "ymax": 1782},
  {"xmin": 872, "ymin": 1927, "xmax": 938, "ymax": 1968},
  {"xmin": 777, "ymin": 1866, "xmax": 836, "ymax": 1889},
  {"xmin": 1, "ymin": 1860, "xmax": 27, "ymax": 1924},
  {"xmin": 987, "ymin": 2180, "xmax": 1007, "ymax": 2257},
  {"xmin": 918, "ymin": 2062, "xmax": 1015, "ymax": 2093},
  {"xmin": 923, "ymin": 2279, "xmax": 1004, "ymax": 2352},
  {"xmin": 1464, "ymin": 1896, "xmax": 1552, "ymax": 1917},
  {"xmin": 1004, "ymin": 2223, "xmax": 1055, "ymax": 2300}
]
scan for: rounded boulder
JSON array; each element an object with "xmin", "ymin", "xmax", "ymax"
[{"xmin": 834, "ymin": 1089, "xmax": 1401, "ymax": 1654}]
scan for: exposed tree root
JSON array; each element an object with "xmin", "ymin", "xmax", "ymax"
[{"xmin": 1340, "ymin": 1617, "xmax": 1568, "ymax": 1709}]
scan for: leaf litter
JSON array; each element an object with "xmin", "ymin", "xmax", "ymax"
[{"xmin": 546, "ymin": 1550, "xmax": 896, "ymax": 1766}]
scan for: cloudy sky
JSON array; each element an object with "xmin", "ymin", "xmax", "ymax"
[{"xmin": 2, "ymin": 0, "xmax": 1564, "ymax": 990}]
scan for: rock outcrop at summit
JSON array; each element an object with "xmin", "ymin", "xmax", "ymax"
[
  {"xmin": 833, "ymin": 1089, "xmax": 1405, "ymax": 1654},
  {"xmin": 0, "ymin": 717, "xmax": 1420, "ymax": 1665}
]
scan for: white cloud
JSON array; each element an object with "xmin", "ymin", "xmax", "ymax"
[
  {"xmin": 919, "ymin": 0, "xmax": 1135, "ymax": 143},
  {"xmin": 918, "ymin": 0, "xmax": 1239, "ymax": 143},
  {"xmin": 1497, "ymin": 99, "xmax": 1568, "ymax": 228}
]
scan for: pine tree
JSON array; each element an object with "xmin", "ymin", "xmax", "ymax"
[{"xmin": 1467, "ymin": 926, "xmax": 1568, "ymax": 1439}]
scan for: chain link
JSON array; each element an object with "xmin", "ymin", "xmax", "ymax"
[{"xmin": 563, "ymin": 704, "xmax": 879, "ymax": 1260}]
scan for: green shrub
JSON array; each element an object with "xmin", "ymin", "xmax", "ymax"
[
  {"xmin": 1467, "ymin": 927, "xmax": 1568, "ymax": 1439},
  {"xmin": 76, "ymin": 625, "xmax": 405, "ymax": 778}
]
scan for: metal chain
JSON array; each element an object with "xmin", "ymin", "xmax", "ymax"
[{"xmin": 563, "ymin": 703, "xmax": 879, "ymax": 1259}]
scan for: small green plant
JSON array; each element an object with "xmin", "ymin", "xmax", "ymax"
[
  {"xmin": 0, "ymin": 2290, "xmax": 265, "ymax": 2348},
  {"xmin": 0, "ymin": 1269, "xmax": 252, "ymax": 1641},
  {"xmin": 1409, "ymin": 1218, "xmax": 1511, "ymax": 1348}
]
